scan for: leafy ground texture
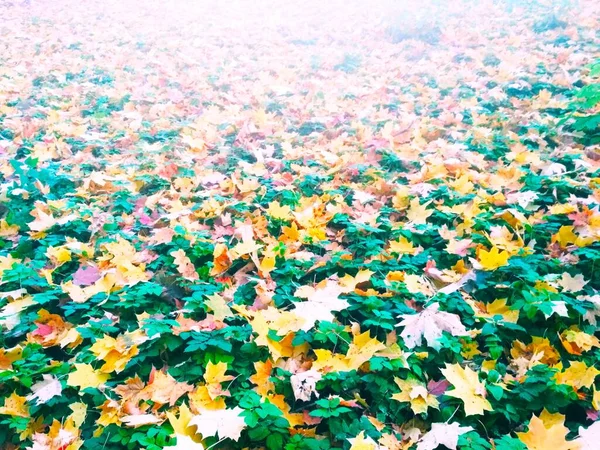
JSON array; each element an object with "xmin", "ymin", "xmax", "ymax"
[{"xmin": 1, "ymin": 0, "xmax": 600, "ymax": 449}]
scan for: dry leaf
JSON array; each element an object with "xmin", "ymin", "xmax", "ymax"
[{"xmin": 397, "ymin": 303, "xmax": 467, "ymax": 350}]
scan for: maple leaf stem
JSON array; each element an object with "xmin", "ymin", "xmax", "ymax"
[
  {"xmin": 225, "ymin": 374, "xmax": 242, "ymax": 391},
  {"xmin": 205, "ymin": 437, "xmax": 226, "ymax": 450},
  {"xmin": 445, "ymin": 405, "xmax": 460, "ymax": 424}
]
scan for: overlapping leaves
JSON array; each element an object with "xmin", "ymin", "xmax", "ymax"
[{"xmin": 0, "ymin": 0, "xmax": 600, "ymax": 449}]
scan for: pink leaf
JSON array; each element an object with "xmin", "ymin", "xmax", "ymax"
[
  {"xmin": 72, "ymin": 266, "xmax": 101, "ymax": 286},
  {"xmin": 427, "ymin": 379, "xmax": 450, "ymax": 395}
]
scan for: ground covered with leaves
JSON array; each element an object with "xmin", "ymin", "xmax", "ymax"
[{"xmin": 1, "ymin": 0, "xmax": 600, "ymax": 449}]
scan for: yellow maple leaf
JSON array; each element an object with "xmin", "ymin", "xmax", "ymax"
[
  {"xmin": 0, "ymin": 345, "xmax": 22, "ymax": 371},
  {"xmin": 259, "ymin": 255, "xmax": 276, "ymax": 274},
  {"xmin": 67, "ymin": 363, "xmax": 110, "ymax": 390},
  {"xmin": 406, "ymin": 198, "xmax": 433, "ymax": 225},
  {"xmin": 204, "ymin": 361, "xmax": 234, "ymax": 400},
  {"xmin": 266, "ymin": 201, "xmax": 292, "ymax": 220},
  {"xmin": 517, "ymin": 409, "xmax": 581, "ymax": 450},
  {"xmin": 46, "ymin": 246, "xmax": 72, "ymax": 265},
  {"xmin": 0, "ymin": 391, "xmax": 29, "ymax": 417},
  {"xmin": 97, "ymin": 400, "xmax": 121, "ymax": 427},
  {"xmin": 204, "ymin": 294, "xmax": 233, "ymax": 321},
  {"xmin": 0, "ymin": 255, "xmax": 21, "ymax": 279},
  {"xmin": 348, "ymin": 431, "xmax": 378, "ymax": 450},
  {"xmin": 461, "ymin": 340, "xmax": 482, "ymax": 359},
  {"xmin": 28, "ymin": 204, "xmax": 57, "ymax": 232},
  {"xmin": 378, "ymin": 433, "xmax": 404, "ymax": 450},
  {"xmin": 392, "ymin": 187, "xmax": 410, "ymax": 210},
  {"xmin": 339, "ymin": 269, "xmax": 374, "ymax": 293},
  {"xmin": 510, "ymin": 337, "xmax": 560, "ymax": 366},
  {"xmin": 559, "ymin": 326, "xmax": 600, "ymax": 355},
  {"xmin": 280, "ymin": 221, "xmax": 300, "ymax": 242},
  {"xmin": 345, "ymin": 330, "xmax": 386, "ymax": 370},
  {"xmin": 388, "ymin": 236, "xmax": 417, "ymax": 255},
  {"xmin": 592, "ymin": 386, "xmax": 600, "ymax": 411},
  {"xmin": 142, "ymin": 369, "xmax": 193, "ymax": 406},
  {"xmin": 549, "ymin": 204, "xmax": 578, "ymax": 215},
  {"xmin": 552, "ymin": 226, "xmax": 578, "ymax": 248},
  {"xmin": 386, "ymin": 271, "xmax": 405, "ymax": 283},
  {"xmin": 555, "ymin": 361, "xmax": 600, "ymax": 390},
  {"xmin": 69, "ymin": 402, "xmax": 87, "ymax": 428},
  {"xmin": 249, "ymin": 360, "xmax": 275, "ymax": 397},
  {"xmin": 89, "ymin": 334, "xmax": 139, "ymax": 374},
  {"xmin": 470, "ymin": 298, "xmax": 519, "ymax": 323},
  {"xmin": 477, "ymin": 246, "xmax": 510, "ymax": 270},
  {"xmin": 312, "ymin": 349, "xmax": 350, "ymax": 373},
  {"xmin": 229, "ymin": 239, "xmax": 262, "ymax": 260},
  {"xmin": 189, "ymin": 385, "xmax": 226, "ymax": 411},
  {"xmin": 403, "ymin": 274, "xmax": 435, "ymax": 296},
  {"xmin": 450, "ymin": 175, "xmax": 475, "ymax": 195},
  {"xmin": 391, "ymin": 377, "xmax": 439, "ymax": 414},
  {"xmin": 266, "ymin": 393, "xmax": 304, "ymax": 427},
  {"xmin": 61, "ymin": 274, "xmax": 116, "ymax": 304},
  {"xmin": 0, "ymin": 219, "xmax": 19, "ymax": 237},
  {"xmin": 270, "ymin": 310, "xmax": 306, "ymax": 336},
  {"xmin": 441, "ymin": 363, "xmax": 492, "ymax": 416},
  {"xmin": 267, "ymin": 332, "xmax": 308, "ymax": 362},
  {"xmin": 166, "ymin": 403, "xmax": 204, "ymax": 443}
]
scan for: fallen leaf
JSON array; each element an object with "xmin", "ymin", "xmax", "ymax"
[
  {"xmin": 26, "ymin": 375, "xmax": 62, "ymax": 405},
  {"xmin": 189, "ymin": 407, "xmax": 247, "ymax": 441},
  {"xmin": 348, "ymin": 430, "xmax": 380, "ymax": 450},
  {"xmin": 290, "ymin": 369, "xmax": 322, "ymax": 402},
  {"xmin": 204, "ymin": 293, "xmax": 233, "ymax": 321},
  {"xmin": 441, "ymin": 363, "xmax": 492, "ymax": 416},
  {"xmin": 0, "ymin": 392, "xmax": 29, "ymax": 417},
  {"xmin": 578, "ymin": 421, "xmax": 600, "ymax": 450},
  {"xmin": 398, "ymin": 303, "xmax": 468, "ymax": 350},
  {"xmin": 122, "ymin": 414, "xmax": 163, "ymax": 427},
  {"xmin": 417, "ymin": 422, "xmax": 473, "ymax": 450},
  {"xmin": 391, "ymin": 377, "xmax": 439, "ymax": 414},
  {"xmin": 557, "ymin": 273, "xmax": 588, "ymax": 293},
  {"xmin": 67, "ymin": 363, "xmax": 110, "ymax": 390},
  {"xmin": 517, "ymin": 409, "xmax": 581, "ymax": 450},
  {"xmin": 72, "ymin": 265, "xmax": 101, "ymax": 286},
  {"xmin": 477, "ymin": 246, "xmax": 510, "ymax": 270}
]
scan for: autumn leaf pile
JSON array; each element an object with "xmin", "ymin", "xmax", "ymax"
[{"xmin": 1, "ymin": 0, "xmax": 600, "ymax": 449}]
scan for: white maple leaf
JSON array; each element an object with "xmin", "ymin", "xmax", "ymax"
[
  {"xmin": 558, "ymin": 273, "xmax": 588, "ymax": 293},
  {"xmin": 292, "ymin": 281, "xmax": 348, "ymax": 331},
  {"xmin": 353, "ymin": 190, "xmax": 376, "ymax": 204},
  {"xmin": 189, "ymin": 407, "xmax": 246, "ymax": 441},
  {"xmin": 417, "ymin": 422, "xmax": 473, "ymax": 450},
  {"xmin": 578, "ymin": 421, "xmax": 600, "ymax": 450},
  {"xmin": 290, "ymin": 369, "xmax": 321, "ymax": 402},
  {"xmin": 26, "ymin": 375, "xmax": 62, "ymax": 405},
  {"xmin": 397, "ymin": 303, "xmax": 467, "ymax": 350},
  {"xmin": 121, "ymin": 414, "xmax": 162, "ymax": 427},
  {"xmin": 542, "ymin": 162, "xmax": 566, "ymax": 176},
  {"xmin": 543, "ymin": 300, "xmax": 569, "ymax": 319},
  {"xmin": 506, "ymin": 191, "xmax": 539, "ymax": 209},
  {"xmin": 580, "ymin": 294, "xmax": 600, "ymax": 325}
]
